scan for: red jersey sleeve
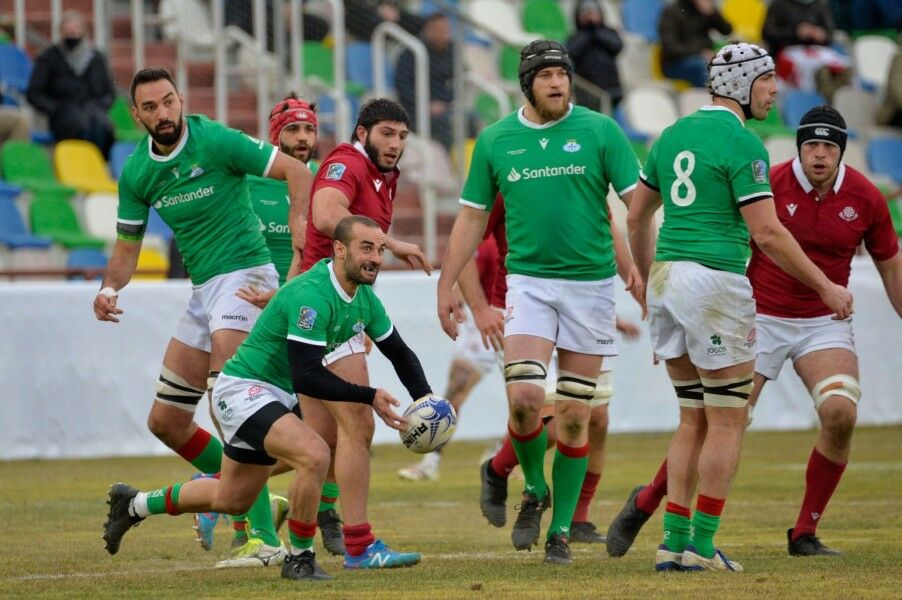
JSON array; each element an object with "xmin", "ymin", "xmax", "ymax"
[
  {"xmin": 311, "ymin": 156, "xmax": 363, "ymax": 206},
  {"xmin": 864, "ymin": 194, "xmax": 900, "ymax": 263}
]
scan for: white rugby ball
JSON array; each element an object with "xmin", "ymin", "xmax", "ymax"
[{"xmin": 399, "ymin": 395, "xmax": 457, "ymax": 454}]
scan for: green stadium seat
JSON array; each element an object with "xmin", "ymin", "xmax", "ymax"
[
  {"xmin": 304, "ymin": 41, "xmax": 334, "ymax": 86},
  {"xmin": 523, "ymin": 0, "xmax": 569, "ymax": 42},
  {"xmin": 886, "ymin": 196, "xmax": 902, "ymax": 238},
  {"xmin": 500, "ymin": 45, "xmax": 520, "ymax": 82},
  {"xmin": 0, "ymin": 141, "xmax": 78, "ymax": 199},
  {"xmin": 29, "ymin": 192, "xmax": 105, "ymax": 250},
  {"xmin": 746, "ymin": 103, "xmax": 794, "ymax": 140},
  {"xmin": 109, "ymin": 97, "xmax": 145, "ymax": 142}
]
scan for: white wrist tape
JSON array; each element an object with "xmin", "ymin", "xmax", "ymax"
[{"xmin": 99, "ymin": 287, "xmax": 118, "ymax": 298}]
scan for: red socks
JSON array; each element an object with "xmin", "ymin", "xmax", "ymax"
[
  {"xmin": 572, "ymin": 471, "xmax": 600, "ymax": 523},
  {"xmin": 636, "ymin": 458, "xmax": 668, "ymax": 515},
  {"xmin": 343, "ymin": 522, "xmax": 376, "ymax": 557},
  {"xmin": 490, "ymin": 437, "xmax": 520, "ymax": 478},
  {"xmin": 792, "ymin": 448, "xmax": 846, "ymax": 540}
]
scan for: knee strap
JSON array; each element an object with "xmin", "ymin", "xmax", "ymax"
[
  {"xmin": 671, "ymin": 378, "xmax": 704, "ymax": 409},
  {"xmin": 700, "ymin": 375, "xmax": 753, "ymax": 408},
  {"xmin": 504, "ymin": 359, "xmax": 548, "ymax": 389},
  {"xmin": 811, "ymin": 374, "xmax": 860, "ymax": 410},
  {"xmin": 207, "ymin": 370, "xmax": 221, "ymax": 392},
  {"xmin": 155, "ymin": 365, "xmax": 204, "ymax": 408},
  {"xmin": 593, "ymin": 371, "xmax": 613, "ymax": 402},
  {"xmin": 553, "ymin": 370, "xmax": 596, "ymax": 405}
]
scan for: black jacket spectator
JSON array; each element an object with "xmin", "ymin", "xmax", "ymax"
[
  {"xmin": 566, "ymin": 0, "xmax": 623, "ymax": 109},
  {"xmin": 763, "ymin": 0, "xmax": 835, "ymax": 58},
  {"xmin": 659, "ymin": 0, "xmax": 733, "ymax": 64},
  {"xmin": 345, "ymin": 0, "xmax": 423, "ymax": 41}
]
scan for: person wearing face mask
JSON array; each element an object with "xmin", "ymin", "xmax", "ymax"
[
  {"xmin": 566, "ymin": 0, "xmax": 624, "ymax": 109},
  {"xmin": 26, "ymin": 9, "xmax": 116, "ymax": 158}
]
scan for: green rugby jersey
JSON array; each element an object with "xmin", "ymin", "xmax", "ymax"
[
  {"xmin": 223, "ymin": 258, "xmax": 393, "ymax": 393},
  {"xmin": 117, "ymin": 114, "xmax": 277, "ymax": 284},
  {"xmin": 641, "ymin": 106, "xmax": 773, "ymax": 275},
  {"xmin": 247, "ymin": 159, "xmax": 318, "ymax": 285},
  {"xmin": 460, "ymin": 104, "xmax": 639, "ymax": 281}
]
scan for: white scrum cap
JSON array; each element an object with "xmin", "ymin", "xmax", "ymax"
[{"xmin": 707, "ymin": 42, "xmax": 775, "ymax": 107}]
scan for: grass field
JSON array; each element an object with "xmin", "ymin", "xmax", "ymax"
[{"xmin": 2, "ymin": 425, "xmax": 900, "ymax": 599}]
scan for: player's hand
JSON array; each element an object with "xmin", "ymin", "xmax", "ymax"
[
  {"xmin": 472, "ymin": 304, "xmax": 504, "ymax": 351},
  {"xmin": 372, "ymin": 389, "xmax": 406, "ymax": 431},
  {"xmin": 820, "ymin": 283, "xmax": 853, "ymax": 320},
  {"xmin": 291, "ymin": 219, "xmax": 307, "ymax": 254},
  {"xmin": 364, "ymin": 334, "xmax": 373, "ymax": 355},
  {"xmin": 616, "ymin": 317, "xmax": 641, "ymax": 340},
  {"xmin": 93, "ymin": 289, "xmax": 123, "ymax": 323},
  {"xmin": 624, "ymin": 266, "xmax": 648, "ymax": 320},
  {"xmin": 389, "ymin": 238, "xmax": 432, "ymax": 275},
  {"xmin": 236, "ymin": 285, "xmax": 276, "ymax": 309},
  {"xmin": 437, "ymin": 284, "xmax": 464, "ymax": 340}
]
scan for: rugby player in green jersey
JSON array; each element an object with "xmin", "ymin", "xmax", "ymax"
[
  {"xmin": 93, "ymin": 68, "xmax": 312, "ymax": 564},
  {"xmin": 103, "ymin": 215, "xmax": 431, "ymax": 579},
  {"xmin": 438, "ymin": 40, "xmax": 641, "ymax": 565},
  {"xmin": 625, "ymin": 42, "xmax": 852, "ymax": 572}
]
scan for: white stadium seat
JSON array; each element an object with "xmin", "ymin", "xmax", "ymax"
[
  {"xmin": 852, "ymin": 35, "xmax": 896, "ymax": 90},
  {"xmin": 623, "ymin": 86, "xmax": 679, "ymax": 139}
]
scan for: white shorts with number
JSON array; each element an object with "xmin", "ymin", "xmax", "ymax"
[
  {"xmin": 754, "ymin": 314, "xmax": 856, "ymax": 381},
  {"xmin": 174, "ymin": 264, "xmax": 279, "ymax": 353},
  {"xmin": 212, "ymin": 372, "xmax": 298, "ymax": 463},
  {"xmin": 505, "ymin": 274, "xmax": 618, "ymax": 356},
  {"xmin": 452, "ymin": 307, "xmax": 502, "ymax": 375},
  {"xmin": 647, "ymin": 261, "xmax": 757, "ymax": 370}
]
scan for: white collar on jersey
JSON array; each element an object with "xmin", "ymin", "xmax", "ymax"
[
  {"xmin": 353, "ymin": 140, "xmax": 369, "ymax": 159},
  {"xmin": 792, "ymin": 156, "xmax": 846, "ymax": 196},
  {"xmin": 327, "ymin": 258, "xmax": 356, "ymax": 303},
  {"xmin": 147, "ymin": 119, "xmax": 190, "ymax": 163},
  {"xmin": 699, "ymin": 104, "xmax": 744, "ymax": 127},
  {"xmin": 517, "ymin": 103, "xmax": 574, "ymax": 129}
]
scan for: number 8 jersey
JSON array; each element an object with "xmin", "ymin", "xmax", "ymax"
[{"xmin": 640, "ymin": 105, "xmax": 773, "ymax": 275}]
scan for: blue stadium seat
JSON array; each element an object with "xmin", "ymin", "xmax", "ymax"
[
  {"xmin": 66, "ymin": 248, "xmax": 108, "ymax": 280},
  {"xmin": 346, "ymin": 42, "xmax": 375, "ymax": 91},
  {"xmin": 0, "ymin": 193, "xmax": 52, "ymax": 250},
  {"xmin": 781, "ymin": 89, "xmax": 827, "ymax": 129},
  {"xmin": 622, "ymin": 0, "xmax": 664, "ymax": 42},
  {"xmin": 613, "ymin": 104, "xmax": 650, "ymax": 143},
  {"xmin": 867, "ymin": 137, "xmax": 902, "ymax": 184},
  {"xmin": 108, "ymin": 141, "xmax": 137, "ymax": 179},
  {"xmin": 0, "ymin": 42, "xmax": 33, "ymax": 94}
]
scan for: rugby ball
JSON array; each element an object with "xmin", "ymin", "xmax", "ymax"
[{"xmin": 399, "ymin": 395, "xmax": 457, "ymax": 454}]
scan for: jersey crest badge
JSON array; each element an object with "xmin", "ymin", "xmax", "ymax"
[
  {"xmin": 751, "ymin": 160, "xmax": 768, "ymax": 183},
  {"xmin": 352, "ymin": 320, "xmax": 365, "ymax": 334},
  {"xmin": 297, "ymin": 306, "xmax": 318, "ymax": 330},
  {"xmin": 506, "ymin": 168, "xmax": 522, "ymax": 183},
  {"xmin": 787, "ymin": 203, "xmax": 798, "ymax": 217},
  {"xmin": 839, "ymin": 206, "xmax": 858, "ymax": 222},
  {"xmin": 563, "ymin": 140, "xmax": 581, "ymax": 153},
  {"xmin": 373, "ymin": 178, "xmax": 383, "ymax": 192},
  {"xmin": 190, "ymin": 164, "xmax": 204, "ymax": 178},
  {"xmin": 326, "ymin": 163, "xmax": 347, "ymax": 181},
  {"xmin": 539, "ymin": 138, "xmax": 549, "ymax": 150}
]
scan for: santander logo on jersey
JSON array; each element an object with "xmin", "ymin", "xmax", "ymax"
[
  {"xmin": 506, "ymin": 163, "xmax": 587, "ymax": 183},
  {"xmin": 154, "ymin": 185, "xmax": 215, "ymax": 209}
]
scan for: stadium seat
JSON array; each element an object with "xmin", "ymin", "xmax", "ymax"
[
  {"xmin": 599, "ymin": 0, "xmax": 622, "ymax": 30},
  {"xmin": 617, "ymin": 33, "xmax": 654, "ymax": 90},
  {"xmin": 722, "ymin": 0, "xmax": 766, "ymax": 44},
  {"xmin": 108, "ymin": 141, "xmax": 137, "ymax": 180},
  {"xmin": 0, "ymin": 194, "xmax": 52, "ymax": 250},
  {"xmin": 54, "ymin": 140, "xmax": 119, "ymax": 194},
  {"xmin": 852, "ymin": 35, "xmax": 896, "ymax": 90},
  {"xmin": 780, "ymin": 89, "xmax": 827, "ymax": 129},
  {"xmin": 108, "ymin": 97, "xmax": 145, "ymax": 142},
  {"xmin": 842, "ymin": 139, "xmax": 872, "ymax": 177},
  {"xmin": 0, "ymin": 141, "xmax": 77, "ymax": 198},
  {"xmin": 867, "ymin": 137, "xmax": 902, "ymax": 183},
  {"xmin": 134, "ymin": 247, "xmax": 170, "ymax": 280},
  {"xmin": 887, "ymin": 196, "xmax": 902, "ymax": 238},
  {"xmin": 522, "ymin": 0, "xmax": 569, "ymax": 42},
  {"xmin": 81, "ymin": 192, "xmax": 119, "ymax": 243},
  {"xmin": 66, "ymin": 248, "xmax": 107, "ymax": 280},
  {"xmin": 832, "ymin": 86, "xmax": 878, "ymax": 135},
  {"xmin": 346, "ymin": 41, "xmax": 375, "ymax": 91},
  {"xmin": 0, "ymin": 42, "xmax": 33, "ymax": 94},
  {"xmin": 622, "ymin": 87, "xmax": 679, "ymax": 139},
  {"xmin": 746, "ymin": 103, "xmax": 794, "ymax": 139},
  {"xmin": 613, "ymin": 104, "xmax": 649, "ymax": 142},
  {"xmin": 499, "ymin": 45, "xmax": 521, "ymax": 83},
  {"xmin": 651, "ymin": 44, "xmax": 691, "ymax": 90},
  {"xmin": 304, "ymin": 41, "xmax": 334, "ymax": 86},
  {"xmin": 677, "ymin": 87, "xmax": 711, "ymax": 116},
  {"xmin": 764, "ymin": 136, "xmax": 798, "ymax": 165},
  {"xmin": 29, "ymin": 193, "xmax": 106, "ymax": 250},
  {"xmin": 468, "ymin": 0, "xmax": 535, "ymax": 47},
  {"xmin": 622, "ymin": 0, "xmax": 664, "ymax": 42}
]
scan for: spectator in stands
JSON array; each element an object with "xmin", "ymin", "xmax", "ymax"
[
  {"xmin": 345, "ymin": 0, "xmax": 423, "ymax": 41},
  {"xmin": 659, "ymin": 0, "xmax": 732, "ymax": 88},
  {"xmin": 876, "ymin": 36, "xmax": 902, "ymax": 128},
  {"xmin": 0, "ymin": 91, "xmax": 29, "ymax": 147},
  {"xmin": 850, "ymin": 0, "xmax": 902, "ymax": 31},
  {"xmin": 395, "ymin": 12, "xmax": 455, "ymax": 149},
  {"xmin": 566, "ymin": 0, "xmax": 624, "ymax": 110},
  {"xmin": 26, "ymin": 9, "xmax": 115, "ymax": 157},
  {"xmin": 763, "ymin": 0, "xmax": 850, "ymax": 101}
]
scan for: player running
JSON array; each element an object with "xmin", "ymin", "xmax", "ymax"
[{"xmin": 625, "ymin": 43, "xmax": 853, "ymax": 572}]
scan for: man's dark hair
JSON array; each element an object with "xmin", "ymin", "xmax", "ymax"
[
  {"xmin": 334, "ymin": 215, "xmax": 381, "ymax": 247},
  {"xmin": 130, "ymin": 67, "xmax": 178, "ymax": 105},
  {"xmin": 350, "ymin": 98, "xmax": 410, "ymax": 142}
]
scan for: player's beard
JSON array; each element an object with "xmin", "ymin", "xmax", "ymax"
[
  {"xmin": 281, "ymin": 141, "xmax": 311, "ymax": 163},
  {"xmin": 145, "ymin": 114, "xmax": 184, "ymax": 147},
  {"xmin": 344, "ymin": 256, "xmax": 379, "ymax": 285},
  {"xmin": 534, "ymin": 88, "xmax": 571, "ymax": 122},
  {"xmin": 363, "ymin": 134, "xmax": 402, "ymax": 173}
]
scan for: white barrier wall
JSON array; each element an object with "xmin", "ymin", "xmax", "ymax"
[{"xmin": 1, "ymin": 257, "xmax": 899, "ymax": 460}]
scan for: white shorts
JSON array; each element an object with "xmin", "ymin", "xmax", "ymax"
[
  {"xmin": 755, "ymin": 314, "xmax": 856, "ymax": 381},
  {"xmin": 212, "ymin": 373, "xmax": 299, "ymax": 465},
  {"xmin": 174, "ymin": 264, "xmax": 279, "ymax": 353},
  {"xmin": 647, "ymin": 261, "xmax": 757, "ymax": 370},
  {"xmin": 544, "ymin": 351, "xmax": 613, "ymax": 408},
  {"xmin": 322, "ymin": 332, "xmax": 367, "ymax": 366},
  {"xmin": 504, "ymin": 274, "xmax": 618, "ymax": 356},
  {"xmin": 452, "ymin": 307, "xmax": 502, "ymax": 375}
]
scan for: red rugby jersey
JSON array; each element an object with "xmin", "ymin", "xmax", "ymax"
[
  {"xmin": 474, "ymin": 236, "xmax": 499, "ymax": 301},
  {"xmin": 748, "ymin": 158, "xmax": 899, "ymax": 318},
  {"xmin": 483, "ymin": 195, "xmax": 508, "ymax": 309},
  {"xmin": 302, "ymin": 142, "xmax": 400, "ymax": 271}
]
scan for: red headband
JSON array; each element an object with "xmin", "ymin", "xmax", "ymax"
[{"xmin": 268, "ymin": 98, "xmax": 318, "ymax": 146}]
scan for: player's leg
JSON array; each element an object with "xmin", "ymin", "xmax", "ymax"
[
  {"xmin": 787, "ymin": 346, "xmax": 859, "ymax": 556},
  {"xmin": 570, "ymin": 381, "xmax": 611, "ymax": 544}
]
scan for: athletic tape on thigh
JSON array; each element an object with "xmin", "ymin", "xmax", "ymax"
[
  {"xmin": 700, "ymin": 375, "xmax": 753, "ymax": 408},
  {"xmin": 553, "ymin": 370, "xmax": 596, "ymax": 405},
  {"xmin": 810, "ymin": 374, "xmax": 861, "ymax": 410},
  {"xmin": 155, "ymin": 365, "xmax": 204, "ymax": 409},
  {"xmin": 671, "ymin": 377, "xmax": 704, "ymax": 408},
  {"xmin": 504, "ymin": 359, "xmax": 548, "ymax": 389}
]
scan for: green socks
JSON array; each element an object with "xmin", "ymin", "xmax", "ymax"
[
  {"xmin": 688, "ymin": 511, "xmax": 721, "ymax": 558},
  {"xmin": 509, "ymin": 424, "xmax": 548, "ymax": 499},
  {"xmin": 318, "ymin": 481, "xmax": 340, "ymax": 512},
  {"xmin": 548, "ymin": 443, "xmax": 588, "ymax": 539},
  {"xmin": 246, "ymin": 484, "xmax": 280, "ymax": 547},
  {"xmin": 662, "ymin": 503, "xmax": 691, "ymax": 553}
]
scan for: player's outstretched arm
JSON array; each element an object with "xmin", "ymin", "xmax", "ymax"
[
  {"xmin": 269, "ymin": 151, "xmax": 314, "ymax": 261},
  {"xmin": 875, "ymin": 253, "xmax": 902, "ymax": 318},
  {"xmin": 373, "ymin": 327, "xmax": 433, "ymax": 401},
  {"xmin": 386, "ymin": 235, "xmax": 432, "ymax": 275},
  {"xmin": 93, "ymin": 239, "xmax": 142, "ymax": 323},
  {"xmin": 741, "ymin": 198, "xmax": 853, "ymax": 319},
  {"xmin": 437, "ymin": 206, "xmax": 490, "ymax": 340}
]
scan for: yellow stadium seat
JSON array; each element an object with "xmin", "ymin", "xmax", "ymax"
[
  {"xmin": 54, "ymin": 140, "xmax": 119, "ymax": 194},
  {"xmin": 134, "ymin": 247, "xmax": 169, "ymax": 280},
  {"xmin": 651, "ymin": 44, "xmax": 691, "ymax": 90},
  {"xmin": 723, "ymin": 0, "xmax": 766, "ymax": 44}
]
